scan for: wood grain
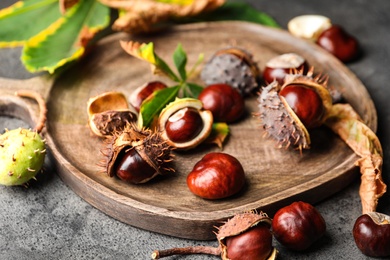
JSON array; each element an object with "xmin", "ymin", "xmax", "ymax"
[{"xmin": 0, "ymin": 21, "xmax": 377, "ymax": 240}]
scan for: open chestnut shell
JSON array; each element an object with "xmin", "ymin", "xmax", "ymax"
[
  {"xmin": 87, "ymin": 91, "xmax": 137, "ymax": 137},
  {"xmin": 158, "ymin": 98, "xmax": 213, "ymax": 150},
  {"xmin": 103, "ymin": 123, "xmax": 174, "ymax": 184},
  {"xmin": 257, "ymin": 68, "xmax": 333, "ymax": 150}
]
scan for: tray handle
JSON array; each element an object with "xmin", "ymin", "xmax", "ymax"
[{"xmin": 0, "ymin": 76, "xmax": 53, "ymax": 129}]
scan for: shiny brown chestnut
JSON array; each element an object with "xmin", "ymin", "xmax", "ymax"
[
  {"xmin": 317, "ymin": 25, "xmax": 360, "ymax": 63},
  {"xmin": 272, "ymin": 201, "xmax": 326, "ymax": 251},
  {"xmin": 353, "ymin": 212, "xmax": 390, "ymax": 257},
  {"xmin": 187, "ymin": 152, "xmax": 245, "ymax": 199},
  {"xmin": 129, "ymin": 81, "xmax": 167, "ymax": 111},
  {"xmin": 165, "ymin": 107, "xmax": 204, "ymax": 143},
  {"xmin": 263, "ymin": 53, "xmax": 309, "ymax": 84},
  {"xmin": 198, "ymin": 83, "xmax": 245, "ymax": 123},
  {"xmin": 279, "ymin": 84, "xmax": 325, "ymax": 129},
  {"xmin": 225, "ymin": 224, "xmax": 274, "ymax": 260}
]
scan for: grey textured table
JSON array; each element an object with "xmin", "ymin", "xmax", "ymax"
[{"xmin": 1, "ymin": 0, "xmax": 390, "ymax": 259}]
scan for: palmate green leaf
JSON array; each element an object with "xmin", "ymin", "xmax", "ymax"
[
  {"xmin": 173, "ymin": 43, "xmax": 187, "ymax": 81},
  {"xmin": 121, "ymin": 41, "xmax": 180, "ymax": 82},
  {"xmin": 21, "ymin": 0, "xmax": 110, "ymax": 73},
  {"xmin": 0, "ymin": 0, "xmax": 60, "ymax": 47},
  {"xmin": 138, "ymin": 85, "xmax": 181, "ymax": 128}
]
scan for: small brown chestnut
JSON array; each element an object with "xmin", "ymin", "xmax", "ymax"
[
  {"xmin": 165, "ymin": 107, "xmax": 204, "ymax": 143},
  {"xmin": 115, "ymin": 148, "xmax": 157, "ymax": 184},
  {"xmin": 263, "ymin": 53, "xmax": 308, "ymax": 84},
  {"xmin": 225, "ymin": 224, "xmax": 274, "ymax": 260},
  {"xmin": 198, "ymin": 83, "xmax": 245, "ymax": 123},
  {"xmin": 317, "ymin": 25, "xmax": 360, "ymax": 63},
  {"xmin": 279, "ymin": 84, "xmax": 325, "ymax": 129},
  {"xmin": 353, "ymin": 212, "xmax": 390, "ymax": 257},
  {"xmin": 129, "ymin": 81, "xmax": 167, "ymax": 111},
  {"xmin": 187, "ymin": 152, "xmax": 245, "ymax": 199},
  {"xmin": 272, "ymin": 201, "xmax": 326, "ymax": 251}
]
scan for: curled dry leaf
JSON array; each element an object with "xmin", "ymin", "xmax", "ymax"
[
  {"xmin": 99, "ymin": 0, "xmax": 225, "ymax": 33},
  {"xmin": 325, "ymin": 103, "xmax": 386, "ymax": 214}
]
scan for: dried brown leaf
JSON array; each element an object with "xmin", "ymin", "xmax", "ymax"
[
  {"xmin": 99, "ymin": 0, "xmax": 225, "ymax": 33},
  {"xmin": 325, "ymin": 103, "xmax": 386, "ymax": 214}
]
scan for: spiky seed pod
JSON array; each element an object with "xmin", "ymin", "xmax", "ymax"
[
  {"xmin": 103, "ymin": 123, "xmax": 174, "ymax": 184},
  {"xmin": 216, "ymin": 211, "xmax": 278, "ymax": 260},
  {"xmin": 0, "ymin": 128, "xmax": 46, "ymax": 186},
  {"xmin": 257, "ymin": 68, "xmax": 333, "ymax": 150},
  {"xmin": 201, "ymin": 47, "xmax": 260, "ymax": 97}
]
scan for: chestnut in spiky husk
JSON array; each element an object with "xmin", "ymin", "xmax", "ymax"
[
  {"xmin": 257, "ymin": 68, "xmax": 333, "ymax": 150},
  {"xmin": 103, "ymin": 123, "xmax": 174, "ymax": 184},
  {"xmin": 201, "ymin": 47, "xmax": 260, "ymax": 96}
]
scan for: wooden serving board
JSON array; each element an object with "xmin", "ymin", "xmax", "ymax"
[{"xmin": 0, "ymin": 22, "xmax": 377, "ymax": 240}]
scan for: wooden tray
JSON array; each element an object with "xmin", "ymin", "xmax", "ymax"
[{"xmin": 0, "ymin": 21, "xmax": 377, "ymax": 240}]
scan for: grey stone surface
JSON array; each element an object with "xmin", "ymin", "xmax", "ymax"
[{"xmin": 1, "ymin": 0, "xmax": 390, "ymax": 259}]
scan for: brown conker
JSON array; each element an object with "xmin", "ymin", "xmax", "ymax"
[
  {"xmin": 272, "ymin": 201, "xmax": 326, "ymax": 251},
  {"xmin": 279, "ymin": 84, "xmax": 325, "ymax": 129},
  {"xmin": 225, "ymin": 224, "xmax": 274, "ymax": 260},
  {"xmin": 165, "ymin": 107, "xmax": 204, "ymax": 143},
  {"xmin": 198, "ymin": 83, "xmax": 245, "ymax": 123},
  {"xmin": 115, "ymin": 148, "xmax": 157, "ymax": 184},
  {"xmin": 263, "ymin": 53, "xmax": 308, "ymax": 84},
  {"xmin": 129, "ymin": 81, "xmax": 167, "ymax": 111},
  {"xmin": 317, "ymin": 25, "xmax": 360, "ymax": 63},
  {"xmin": 353, "ymin": 212, "xmax": 390, "ymax": 257},
  {"xmin": 187, "ymin": 152, "xmax": 245, "ymax": 199}
]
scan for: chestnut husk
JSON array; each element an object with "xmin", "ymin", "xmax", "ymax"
[
  {"xmin": 257, "ymin": 68, "xmax": 332, "ymax": 150},
  {"xmin": 103, "ymin": 123, "xmax": 174, "ymax": 184}
]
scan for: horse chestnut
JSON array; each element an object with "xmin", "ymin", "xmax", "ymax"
[
  {"xmin": 129, "ymin": 81, "xmax": 167, "ymax": 111},
  {"xmin": 263, "ymin": 53, "xmax": 308, "ymax": 84},
  {"xmin": 279, "ymin": 84, "xmax": 325, "ymax": 129},
  {"xmin": 165, "ymin": 107, "xmax": 204, "ymax": 143},
  {"xmin": 317, "ymin": 25, "xmax": 360, "ymax": 63},
  {"xmin": 187, "ymin": 152, "xmax": 245, "ymax": 199},
  {"xmin": 353, "ymin": 212, "xmax": 390, "ymax": 257},
  {"xmin": 198, "ymin": 83, "xmax": 245, "ymax": 123},
  {"xmin": 115, "ymin": 148, "xmax": 157, "ymax": 184},
  {"xmin": 225, "ymin": 224, "xmax": 274, "ymax": 260},
  {"xmin": 272, "ymin": 201, "xmax": 326, "ymax": 251}
]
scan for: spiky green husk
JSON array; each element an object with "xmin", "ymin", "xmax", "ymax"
[{"xmin": 0, "ymin": 128, "xmax": 46, "ymax": 186}]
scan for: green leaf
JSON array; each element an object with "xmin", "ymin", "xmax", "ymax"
[
  {"xmin": 21, "ymin": 0, "xmax": 110, "ymax": 73},
  {"xmin": 0, "ymin": 0, "xmax": 60, "ymax": 47},
  {"xmin": 121, "ymin": 41, "xmax": 180, "ymax": 82},
  {"xmin": 182, "ymin": 2, "xmax": 280, "ymax": 28},
  {"xmin": 138, "ymin": 85, "xmax": 181, "ymax": 128},
  {"xmin": 173, "ymin": 43, "xmax": 187, "ymax": 81},
  {"xmin": 182, "ymin": 83, "xmax": 204, "ymax": 99}
]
